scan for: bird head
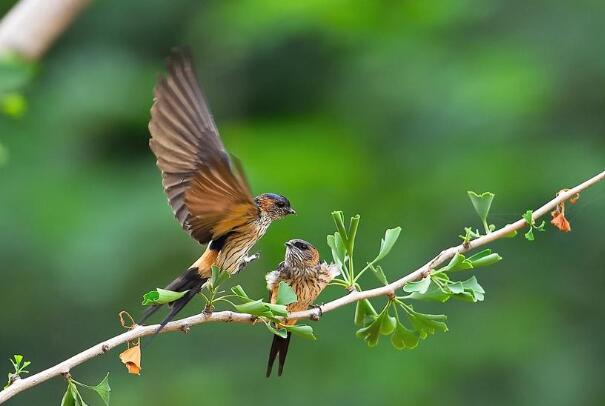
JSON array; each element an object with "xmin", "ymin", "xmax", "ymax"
[
  {"xmin": 255, "ymin": 193, "xmax": 296, "ymax": 220},
  {"xmin": 284, "ymin": 239, "xmax": 320, "ymax": 269}
]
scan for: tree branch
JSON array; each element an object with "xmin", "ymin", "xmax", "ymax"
[
  {"xmin": 0, "ymin": 0, "xmax": 90, "ymax": 60},
  {"xmin": 1, "ymin": 169, "xmax": 603, "ymax": 404}
]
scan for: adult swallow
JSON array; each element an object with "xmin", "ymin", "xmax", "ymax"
[{"xmin": 142, "ymin": 49, "xmax": 295, "ymax": 331}]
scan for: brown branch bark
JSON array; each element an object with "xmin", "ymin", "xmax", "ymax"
[{"xmin": 0, "ymin": 169, "xmax": 603, "ymax": 403}]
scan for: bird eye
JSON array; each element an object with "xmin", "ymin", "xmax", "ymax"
[
  {"xmin": 276, "ymin": 201, "xmax": 286, "ymax": 208},
  {"xmin": 294, "ymin": 241, "xmax": 308, "ymax": 250}
]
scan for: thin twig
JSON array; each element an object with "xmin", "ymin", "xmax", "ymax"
[{"xmin": 0, "ymin": 169, "xmax": 603, "ymax": 403}]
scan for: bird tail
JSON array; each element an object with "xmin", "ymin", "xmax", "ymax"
[
  {"xmin": 266, "ymin": 332, "xmax": 292, "ymax": 377},
  {"xmin": 140, "ymin": 266, "xmax": 208, "ymax": 335}
]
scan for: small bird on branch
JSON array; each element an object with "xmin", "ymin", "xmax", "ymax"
[
  {"xmin": 142, "ymin": 49, "xmax": 296, "ymax": 332},
  {"xmin": 265, "ymin": 240, "xmax": 340, "ymax": 377}
]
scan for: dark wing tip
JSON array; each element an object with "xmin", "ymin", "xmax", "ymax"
[{"xmin": 167, "ymin": 46, "xmax": 195, "ymax": 72}]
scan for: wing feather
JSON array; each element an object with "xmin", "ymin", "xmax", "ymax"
[{"xmin": 149, "ymin": 48, "xmax": 257, "ymax": 244}]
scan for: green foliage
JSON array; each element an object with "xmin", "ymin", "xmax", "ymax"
[
  {"xmin": 284, "ymin": 324, "xmax": 316, "ymax": 340},
  {"xmin": 354, "ymin": 299, "xmax": 378, "ymax": 326},
  {"xmin": 326, "ymin": 209, "xmax": 502, "ymax": 351},
  {"xmin": 404, "ymin": 274, "xmax": 485, "ymax": 303},
  {"xmin": 4, "ymin": 355, "xmax": 31, "ymax": 389},
  {"xmin": 275, "ymin": 281, "xmax": 297, "ymax": 306},
  {"xmin": 373, "ymin": 227, "xmax": 402, "ymax": 263},
  {"xmin": 230, "ymin": 285, "xmax": 315, "ymax": 339},
  {"xmin": 141, "ymin": 288, "xmax": 188, "ymax": 306},
  {"xmin": 62, "ymin": 373, "xmax": 111, "ymax": 406},
  {"xmin": 467, "ymin": 191, "xmax": 495, "ymax": 234},
  {"xmin": 355, "ymin": 299, "xmax": 449, "ymax": 350},
  {"xmin": 328, "ymin": 211, "xmax": 402, "ymax": 288},
  {"xmin": 522, "ymin": 210, "xmax": 546, "ymax": 241},
  {"xmin": 209, "ymin": 266, "xmax": 231, "ymax": 291}
]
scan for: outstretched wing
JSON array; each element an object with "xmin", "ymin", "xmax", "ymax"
[{"xmin": 149, "ymin": 48, "xmax": 258, "ymax": 244}]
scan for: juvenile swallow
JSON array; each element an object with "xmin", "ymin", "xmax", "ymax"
[
  {"xmin": 142, "ymin": 49, "xmax": 295, "ymax": 331},
  {"xmin": 265, "ymin": 239, "xmax": 339, "ymax": 377}
]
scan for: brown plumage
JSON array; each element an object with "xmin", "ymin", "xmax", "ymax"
[
  {"xmin": 142, "ymin": 48, "xmax": 296, "ymax": 331},
  {"xmin": 265, "ymin": 239, "xmax": 340, "ymax": 377}
]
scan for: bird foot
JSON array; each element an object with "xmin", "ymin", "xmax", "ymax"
[
  {"xmin": 244, "ymin": 252, "xmax": 261, "ymax": 263},
  {"xmin": 236, "ymin": 252, "xmax": 261, "ymax": 274}
]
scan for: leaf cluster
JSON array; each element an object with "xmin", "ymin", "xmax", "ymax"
[
  {"xmin": 231, "ymin": 283, "xmax": 316, "ymax": 340},
  {"xmin": 61, "ymin": 373, "xmax": 110, "ymax": 406},
  {"xmin": 4, "ymin": 355, "xmax": 30, "ymax": 389}
]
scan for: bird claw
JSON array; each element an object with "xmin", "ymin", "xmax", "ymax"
[
  {"xmin": 244, "ymin": 252, "xmax": 261, "ymax": 263},
  {"xmin": 237, "ymin": 252, "xmax": 261, "ymax": 274}
]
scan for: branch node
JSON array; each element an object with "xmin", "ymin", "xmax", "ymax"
[
  {"xmin": 309, "ymin": 304, "xmax": 323, "ymax": 321},
  {"xmin": 101, "ymin": 344, "xmax": 109, "ymax": 353},
  {"xmin": 203, "ymin": 304, "xmax": 214, "ymax": 314},
  {"xmin": 181, "ymin": 324, "xmax": 191, "ymax": 334},
  {"xmin": 386, "ymin": 290, "xmax": 396, "ymax": 300},
  {"xmin": 7, "ymin": 374, "xmax": 20, "ymax": 386}
]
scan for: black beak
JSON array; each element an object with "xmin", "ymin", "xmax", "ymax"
[{"xmin": 287, "ymin": 207, "xmax": 296, "ymax": 215}]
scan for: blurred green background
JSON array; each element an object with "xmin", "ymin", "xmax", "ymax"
[{"xmin": 1, "ymin": 0, "xmax": 604, "ymax": 405}]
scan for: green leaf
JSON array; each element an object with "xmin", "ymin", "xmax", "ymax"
[
  {"xmin": 275, "ymin": 281, "xmax": 297, "ymax": 306},
  {"xmin": 522, "ymin": 210, "xmax": 534, "ymax": 225},
  {"xmin": 265, "ymin": 303, "xmax": 288, "ymax": 317},
  {"xmin": 346, "ymin": 215, "xmax": 360, "ymax": 253},
  {"xmin": 465, "ymin": 249, "xmax": 502, "ymax": 268},
  {"xmin": 356, "ymin": 304, "xmax": 397, "ymax": 347},
  {"xmin": 369, "ymin": 264, "xmax": 388, "ymax": 285},
  {"xmin": 403, "ymin": 277, "xmax": 431, "ymax": 294},
  {"xmin": 91, "ymin": 373, "xmax": 111, "ymax": 406},
  {"xmin": 403, "ymin": 306, "xmax": 448, "ymax": 339},
  {"xmin": 231, "ymin": 285, "xmax": 250, "ymax": 300},
  {"xmin": 355, "ymin": 318, "xmax": 381, "ymax": 347},
  {"xmin": 469, "ymin": 253, "xmax": 502, "ymax": 268},
  {"xmin": 13, "ymin": 355, "xmax": 22, "ymax": 366},
  {"xmin": 379, "ymin": 313, "xmax": 397, "ymax": 336},
  {"xmin": 284, "ymin": 324, "xmax": 316, "ymax": 340},
  {"xmin": 525, "ymin": 228, "xmax": 534, "ymax": 241},
  {"xmin": 234, "ymin": 300, "xmax": 273, "ymax": 317},
  {"xmin": 141, "ymin": 288, "xmax": 188, "ymax": 306},
  {"xmin": 441, "ymin": 253, "xmax": 473, "ymax": 272},
  {"xmin": 467, "ymin": 191, "xmax": 495, "ymax": 222},
  {"xmin": 61, "ymin": 385, "xmax": 76, "ymax": 406},
  {"xmin": 374, "ymin": 227, "xmax": 402, "ymax": 262},
  {"xmin": 264, "ymin": 322, "xmax": 288, "ymax": 338},
  {"xmin": 391, "ymin": 322, "xmax": 420, "ymax": 350},
  {"xmin": 327, "ymin": 232, "xmax": 347, "ymax": 268},
  {"xmin": 65, "ymin": 383, "xmax": 88, "ymax": 406},
  {"xmin": 331, "ymin": 211, "xmax": 349, "ymax": 243},
  {"xmin": 535, "ymin": 220, "xmax": 546, "ymax": 231},
  {"xmin": 210, "ymin": 266, "xmax": 230, "ymax": 290},
  {"xmin": 354, "ymin": 299, "xmax": 377, "ymax": 326},
  {"xmin": 459, "ymin": 276, "xmax": 485, "ymax": 302},
  {"xmin": 327, "ymin": 235, "xmax": 343, "ymax": 270},
  {"xmin": 404, "ymin": 282, "xmax": 452, "ymax": 302}
]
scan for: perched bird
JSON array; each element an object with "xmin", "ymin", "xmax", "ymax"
[
  {"xmin": 265, "ymin": 239, "xmax": 339, "ymax": 377},
  {"xmin": 142, "ymin": 49, "xmax": 296, "ymax": 331}
]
